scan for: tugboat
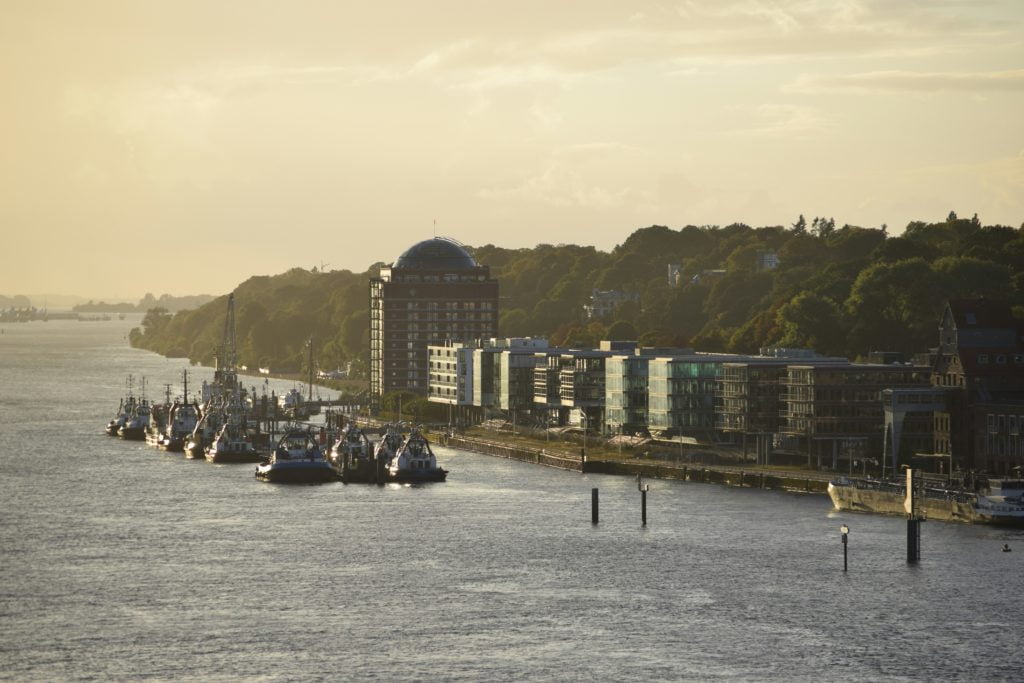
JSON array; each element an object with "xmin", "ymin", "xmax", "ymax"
[
  {"xmin": 105, "ymin": 375, "xmax": 137, "ymax": 435},
  {"xmin": 185, "ymin": 403, "xmax": 217, "ymax": 458},
  {"xmin": 157, "ymin": 371, "xmax": 199, "ymax": 451},
  {"xmin": 158, "ymin": 400, "xmax": 199, "ymax": 452},
  {"xmin": 388, "ymin": 428, "xmax": 447, "ymax": 483},
  {"xmin": 206, "ymin": 422, "xmax": 262, "ymax": 463},
  {"xmin": 365, "ymin": 424, "xmax": 405, "ymax": 484},
  {"xmin": 118, "ymin": 378, "xmax": 151, "ymax": 440},
  {"xmin": 256, "ymin": 427, "xmax": 335, "ymax": 484},
  {"xmin": 118, "ymin": 399, "xmax": 151, "ymax": 440},
  {"xmin": 106, "ymin": 396, "xmax": 135, "ymax": 436},
  {"xmin": 329, "ymin": 422, "xmax": 379, "ymax": 483}
]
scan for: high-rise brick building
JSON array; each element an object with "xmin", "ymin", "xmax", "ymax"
[{"xmin": 369, "ymin": 238, "xmax": 498, "ymax": 409}]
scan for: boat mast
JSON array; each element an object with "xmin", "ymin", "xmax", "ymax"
[
  {"xmin": 219, "ymin": 293, "xmax": 237, "ymax": 372},
  {"xmin": 307, "ymin": 337, "xmax": 313, "ymax": 404}
]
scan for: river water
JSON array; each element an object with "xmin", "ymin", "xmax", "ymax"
[{"xmin": 1, "ymin": 318, "xmax": 1022, "ymax": 681}]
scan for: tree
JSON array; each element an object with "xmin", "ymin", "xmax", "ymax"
[
  {"xmin": 606, "ymin": 320, "xmax": 638, "ymax": 341},
  {"xmin": 791, "ymin": 214, "xmax": 807, "ymax": 234},
  {"xmin": 775, "ymin": 292, "xmax": 845, "ymax": 355},
  {"xmin": 932, "ymin": 257, "xmax": 1011, "ymax": 300},
  {"xmin": 845, "ymin": 259, "xmax": 942, "ymax": 353},
  {"xmin": 499, "ymin": 308, "xmax": 531, "ymax": 337},
  {"xmin": 140, "ymin": 307, "xmax": 172, "ymax": 337}
]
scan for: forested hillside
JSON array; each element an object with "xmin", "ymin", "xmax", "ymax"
[{"xmin": 130, "ymin": 213, "xmax": 1024, "ymax": 374}]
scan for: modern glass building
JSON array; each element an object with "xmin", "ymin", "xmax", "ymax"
[{"xmin": 647, "ymin": 356, "xmax": 737, "ymax": 439}]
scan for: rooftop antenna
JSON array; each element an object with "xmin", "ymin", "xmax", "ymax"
[{"xmin": 433, "ymin": 218, "xmax": 437, "ymax": 238}]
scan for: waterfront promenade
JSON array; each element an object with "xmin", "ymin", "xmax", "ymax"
[{"xmin": 440, "ymin": 430, "xmax": 833, "ymax": 495}]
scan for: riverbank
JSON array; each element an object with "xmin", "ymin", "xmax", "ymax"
[{"xmin": 441, "ymin": 432, "xmax": 830, "ymax": 495}]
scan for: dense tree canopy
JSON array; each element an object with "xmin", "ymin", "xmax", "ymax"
[{"xmin": 132, "ymin": 214, "xmax": 1023, "ymax": 374}]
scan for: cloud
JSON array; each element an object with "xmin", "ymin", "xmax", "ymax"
[
  {"xmin": 786, "ymin": 69, "xmax": 1024, "ymax": 93},
  {"xmin": 726, "ymin": 104, "xmax": 828, "ymax": 137},
  {"xmin": 478, "ymin": 143, "xmax": 652, "ymax": 209}
]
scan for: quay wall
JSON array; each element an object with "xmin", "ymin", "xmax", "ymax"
[
  {"xmin": 442, "ymin": 435, "xmax": 584, "ymax": 472},
  {"xmin": 441, "ymin": 434, "xmax": 829, "ymax": 494},
  {"xmin": 586, "ymin": 460, "xmax": 829, "ymax": 494}
]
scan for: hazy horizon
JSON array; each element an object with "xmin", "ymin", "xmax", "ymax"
[{"xmin": 3, "ymin": 1, "xmax": 1022, "ymax": 298}]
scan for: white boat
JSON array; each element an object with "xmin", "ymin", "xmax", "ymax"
[
  {"xmin": 388, "ymin": 428, "xmax": 447, "ymax": 483},
  {"xmin": 158, "ymin": 401, "xmax": 199, "ymax": 452},
  {"xmin": 105, "ymin": 375, "xmax": 137, "ymax": 435},
  {"xmin": 974, "ymin": 479, "xmax": 1024, "ymax": 525},
  {"xmin": 255, "ymin": 428, "xmax": 335, "ymax": 484}
]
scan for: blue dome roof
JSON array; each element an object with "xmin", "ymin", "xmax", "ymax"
[{"xmin": 393, "ymin": 238, "xmax": 479, "ymax": 270}]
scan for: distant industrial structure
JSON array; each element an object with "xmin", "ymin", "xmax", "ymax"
[{"xmin": 369, "ymin": 237, "xmax": 498, "ymax": 410}]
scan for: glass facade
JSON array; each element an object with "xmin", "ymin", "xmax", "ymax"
[{"xmin": 647, "ymin": 358, "xmax": 722, "ymax": 435}]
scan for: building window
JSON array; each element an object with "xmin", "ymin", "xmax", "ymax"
[
  {"xmin": 996, "ymin": 355, "xmax": 1007, "ymax": 365},
  {"xmin": 978, "ymin": 354, "xmax": 989, "ymax": 364}
]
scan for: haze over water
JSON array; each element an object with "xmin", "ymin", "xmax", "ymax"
[{"xmin": 1, "ymin": 318, "xmax": 1022, "ymax": 681}]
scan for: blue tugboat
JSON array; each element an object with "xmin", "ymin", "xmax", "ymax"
[{"xmin": 256, "ymin": 428, "xmax": 335, "ymax": 484}]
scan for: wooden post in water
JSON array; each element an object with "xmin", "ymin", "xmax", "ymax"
[
  {"xmin": 591, "ymin": 488, "xmax": 599, "ymax": 524},
  {"xmin": 907, "ymin": 519, "xmax": 920, "ymax": 563},
  {"xmin": 905, "ymin": 468, "xmax": 921, "ymax": 564},
  {"xmin": 637, "ymin": 475, "xmax": 648, "ymax": 526},
  {"xmin": 840, "ymin": 524, "xmax": 849, "ymax": 572}
]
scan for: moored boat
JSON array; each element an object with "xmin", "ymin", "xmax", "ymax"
[
  {"xmin": 105, "ymin": 375, "xmax": 137, "ymax": 435},
  {"xmin": 118, "ymin": 399, "xmax": 151, "ymax": 440},
  {"xmin": 329, "ymin": 422, "xmax": 381, "ymax": 483},
  {"xmin": 106, "ymin": 397, "xmax": 134, "ymax": 436},
  {"xmin": 827, "ymin": 475, "xmax": 1024, "ymax": 526},
  {"xmin": 159, "ymin": 401, "xmax": 199, "ymax": 452},
  {"xmin": 255, "ymin": 428, "xmax": 335, "ymax": 484},
  {"xmin": 206, "ymin": 422, "xmax": 262, "ymax": 463},
  {"xmin": 388, "ymin": 428, "xmax": 447, "ymax": 483},
  {"xmin": 973, "ymin": 479, "xmax": 1024, "ymax": 525}
]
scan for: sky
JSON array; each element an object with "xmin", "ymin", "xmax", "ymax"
[{"xmin": 2, "ymin": 1, "xmax": 1023, "ymax": 300}]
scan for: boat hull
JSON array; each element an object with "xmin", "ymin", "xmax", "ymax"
[
  {"xmin": 255, "ymin": 461, "xmax": 336, "ymax": 484},
  {"xmin": 159, "ymin": 437, "xmax": 185, "ymax": 452},
  {"xmin": 207, "ymin": 449, "xmax": 264, "ymax": 464},
  {"xmin": 389, "ymin": 469, "xmax": 448, "ymax": 484},
  {"xmin": 828, "ymin": 480, "xmax": 1023, "ymax": 526},
  {"xmin": 339, "ymin": 459, "xmax": 387, "ymax": 484},
  {"xmin": 118, "ymin": 427, "xmax": 146, "ymax": 441}
]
